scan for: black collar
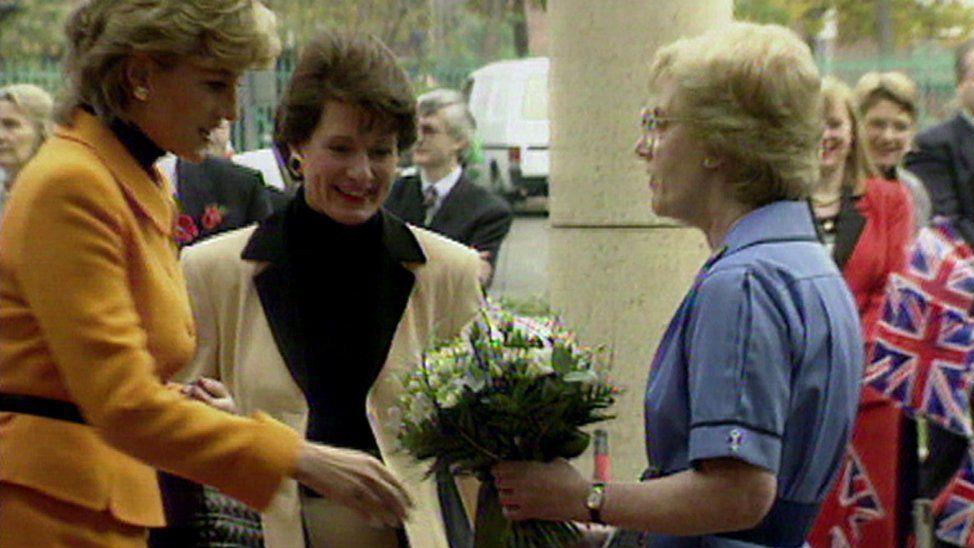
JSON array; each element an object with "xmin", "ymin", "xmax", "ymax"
[
  {"xmin": 78, "ymin": 105, "xmax": 165, "ymax": 176},
  {"xmin": 104, "ymin": 115, "xmax": 165, "ymax": 176},
  {"xmin": 242, "ymin": 198, "xmax": 426, "ymax": 265}
]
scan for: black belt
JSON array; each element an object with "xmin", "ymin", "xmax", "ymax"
[{"xmin": 0, "ymin": 393, "xmax": 86, "ymax": 424}]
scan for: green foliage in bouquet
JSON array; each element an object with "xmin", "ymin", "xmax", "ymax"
[{"xmin": 395, "ymin": 305, "xmax": 618, "ymax": 547}]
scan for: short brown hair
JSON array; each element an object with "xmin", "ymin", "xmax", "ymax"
[
  {"xmin": 279, "ymin": 32, "xmax": 416, "ymax": 153},
  {"xmin": 854, "ymin": 71, "xmax": 919, "ymax": 121},
  {"xmin": 60, "ymin": 0, "xmax": 279, "ymax": 123}
]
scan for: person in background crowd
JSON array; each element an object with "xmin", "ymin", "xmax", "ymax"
[
  {"xmin": 904, "ymin": 36, "xmax": 974, "ymax": 512},
  {"xmin": 232, "ymin": 104, "xmax": 297, "ymax": 211},
  {"xmin": 207, "ymin": 118, "xmax": 234, "ymax": 158},
  {"xmin": 807, "ymin": 77, "xmax": 916, "ymax": 548},
  {"xmin": 178, "ymin": 31, "xmax": 484, "ymax": 548},
  {"xmin": 0, "ymin": 83, "xmax": 54, "ymax": 222},
  {"xmin": 0, "ymin": 2, "xmax": 411, "ymax": 546},
  {"xmin": 812, "ymin": 77, "xmax": 914, "ymax": 339},
  {"xmin": 855, "ymin": 71, "xmax": 931, "ymax": 231},
  {"xmin": 492, "ymin": 23, "xmax": 862, "ymax": 547},
  {"xmin": 384, "ymin": 88, "xmax": 513, "ymax": 287},
  {"xmin": 160, "ymin": 120, "xmax": 274, "ymax": 247}
]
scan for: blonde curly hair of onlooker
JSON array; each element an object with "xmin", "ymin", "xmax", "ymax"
[
  {"xmin": 854, "ymin": 71, "xmax": 920, "ymax": 122},
  {"xmin": 649, "ymin": 22, "xmax": 823, "ymax": 208},
  {"xmin": 0, "ymin": 84, "xmax": 55, "ymax": 144},
  {"xmin": 822, "ymin": 76, "xmax": 878, "ymax": 195},
  {"xmin": 59, "ymin": 0, "xmax": 279, "ymax": 123}
]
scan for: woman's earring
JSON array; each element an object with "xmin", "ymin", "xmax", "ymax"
[
  {"xmin": 133, "ymin": 87, "xmax": 149, "ymax": 102},
  {"xmin": 702, "ymin": 157, "xmax": 719, "ymax": 169},
  {"xmin": 288, "ymin": 153, "xmax": 304, "ymax": 180}
]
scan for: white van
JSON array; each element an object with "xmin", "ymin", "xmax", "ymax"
[{"xmin": 463, "ymin": 57, "xmax": 549, "ymax": 200}]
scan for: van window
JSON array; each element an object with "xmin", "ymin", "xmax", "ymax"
[{"xmin": 521, "ymin": 74, "xmax": 548, "ymax": 121}]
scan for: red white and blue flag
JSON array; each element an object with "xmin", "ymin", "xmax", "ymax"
[
  {"xmin": 828, "ymin": 448, "xmax": 885, "ymax": 547},
  {"xmin": 865, "ymin": 220, "xmax": 974, "ymax": 437},
  {"xmin": 934, "ymin": 446, "xmax": 974, "ymax": 546}
]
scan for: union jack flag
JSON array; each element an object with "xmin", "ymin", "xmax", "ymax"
[
  {"xmin": 828, "ymin": 448, "xmax": 885, "ymax": 547},
  {"xmin": 865, "ymin": 220, "xmax": 974, "ymax": 437},
  {"xmin": 934, "ymin": 446, "xmax": 974, "ymax": 546}
]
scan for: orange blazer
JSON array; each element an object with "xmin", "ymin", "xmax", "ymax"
[{"xmin": 0, "ymin": 110, "xmax": 300, "ymax": 528}]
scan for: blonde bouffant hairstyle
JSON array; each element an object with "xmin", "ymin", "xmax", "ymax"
[
  {"xmin": 649, "ymin": 23, "xmax": 823, "ymax": 207},
  {"xmin": 822, "ymin": 76, "xmax": 877, "ymax": 195},
  {"xmin": 59, "ymin": 0, "xmax": 280, "ymax": 123},
  {"xmin": 854, "ymin": 71, "xmax": 920, "ymax": 122}
]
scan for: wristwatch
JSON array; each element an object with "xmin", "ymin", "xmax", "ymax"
[{"xmin": 585, "ymin": 481, "xmax": 606, "ymax": 524}]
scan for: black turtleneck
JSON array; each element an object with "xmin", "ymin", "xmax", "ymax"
[
  {"xmin": 85, "ymin": 106, "xmax": 166, "ymax": 178},
  {"xmin": 284, "ymin": 192, "xmax": 387, "ymax": 454}
]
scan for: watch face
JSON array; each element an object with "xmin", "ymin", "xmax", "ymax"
[{"xmin": 586, "ymin": 483, "xmax": 605, "ymax": 509}]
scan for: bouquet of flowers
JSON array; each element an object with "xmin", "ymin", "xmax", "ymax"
[{"xmin": 395, "ymin": 305, "xmax": 618, "ymax": 547}]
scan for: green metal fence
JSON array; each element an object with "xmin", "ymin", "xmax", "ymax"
[
  {"xmin": 0, "ymin": 54, "xmax": 477, "ymax": 152},
  {"xmin": 2, "ymin": 49, "xmax": 960, "ymax": 149},
  {"xmin": 0, "ymin": 58, "xmax": 63, "ymax": 95},
  {"xmin": 822, "ymin": 46, "xmax": 956, "ymax": 129}
]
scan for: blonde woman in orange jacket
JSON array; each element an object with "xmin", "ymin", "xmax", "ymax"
[{"xmin": 0, "ymin": 2, "xmax": 409, "ymax": 546}]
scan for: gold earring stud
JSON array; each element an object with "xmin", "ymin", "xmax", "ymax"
[
  {"xmin": 288, "ymin": 153, "xmax": 304, "ymax": 179},
  {"xmin": 133, "ymin": 87, "xmax": 149, "ymax": 101}
]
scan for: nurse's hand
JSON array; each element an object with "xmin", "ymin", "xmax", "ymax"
[
  {"xmin": 294, "ymin": 442, "xmax": 413, "ymax": 528},
  {"xmin": 493, "ymin": 458, "xmax": 589, "ymax": 522}
]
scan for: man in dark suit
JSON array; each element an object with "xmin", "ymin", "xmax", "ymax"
[
  {"xmin": 165, "ymin": 121, "xmax": 274, "ymax": 247},
  {"xmin": 904, "ymin": 37, "xmax": 974, "ymax": 507},
  {"xmin": 384, "ymin": 88, "xmax": 513, "ymax": 286},
  {"xmin": 907, "ymin": 38, "xmax": 974, "ymax": 246},
  {"xmin": 173, "ymin": 157, "xmax": 273, "ymax": 246}
]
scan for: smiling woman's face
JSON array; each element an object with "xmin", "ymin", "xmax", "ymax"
[
  {"xmin": 127, "ymin": 56, "xmax": 242, "ymax": 162},
  {"xmin": 820, "ymin": 100, "xmax": 852, "ymax": 172},
  {"xmin": 862, "ymin": 98, "xmax": 914, "ymax": 173},
  {"xmin": 297, "ymin": 100, "xmax": 399, "ymax": 225},
  {"xmin": 0, "ymin": 100, "xmax": 40, "ymax": 174}
]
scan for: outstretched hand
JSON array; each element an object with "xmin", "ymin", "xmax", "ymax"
[{"xmin": 294, "ymin": 442, "xmax": 413, "ymax": 529}]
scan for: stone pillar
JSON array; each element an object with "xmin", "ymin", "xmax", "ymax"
[{"xmin": 548, "ymin": 1, "xmax": 732, "ymax": 481}]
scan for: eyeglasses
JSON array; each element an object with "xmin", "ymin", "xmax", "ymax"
[
  {"xmin": 639, "ymin": 106, "xmax": 698, "ymax": 136},
  {"xmin": 638, "ymin": 106, "xmax": 698, "ymax": 156}
]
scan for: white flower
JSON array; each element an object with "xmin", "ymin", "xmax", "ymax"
[
  {"xmin": 406, "ymin": 394, "xmax": 434, "ymax": 423},
  {"xmin": 564, "ymin": 369, "xmax": 599, "ymax": 385},
  {"xmin": 519, "ymin": 347, "xmax": 553, "ymax": 378},
  {"xmin": 385, "ymin": 406, "xmax": 403, "ymax": 430}
]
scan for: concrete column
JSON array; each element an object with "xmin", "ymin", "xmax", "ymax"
[{"xmin": 548, "ymin": 1, "xmax": 732, "ymax": 481}]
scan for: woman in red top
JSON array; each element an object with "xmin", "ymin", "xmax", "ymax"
[{"xmin": 808, "ymin": 77, "xmax": 915, "ymax": 547}]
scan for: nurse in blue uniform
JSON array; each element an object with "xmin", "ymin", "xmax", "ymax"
[{"xmin": 492, "ymin": 23, "xmax": 863, "ymax": 547}]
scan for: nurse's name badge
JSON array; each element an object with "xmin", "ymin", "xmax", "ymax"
[{"xmin": 728, "ymin": 428, "xmax": 744, "ymax": 452}]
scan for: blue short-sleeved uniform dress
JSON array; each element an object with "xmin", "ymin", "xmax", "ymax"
[{"xmin": 613, "ymin": 201, "xmax": 863, "ymax": 547}]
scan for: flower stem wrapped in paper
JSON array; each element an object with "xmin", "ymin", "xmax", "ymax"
[{"xmin": 395, "ymin": 304, "xmax": 618, "ymax": 547}]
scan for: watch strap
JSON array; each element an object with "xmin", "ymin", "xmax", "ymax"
[{"xmin": 586, "ymin": 481, "xmax": 606, "ymax": 524}]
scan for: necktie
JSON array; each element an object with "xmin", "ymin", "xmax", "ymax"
[{"xmin": 422, "ymin": 185, "xmax": 438, "ymax": 226}]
